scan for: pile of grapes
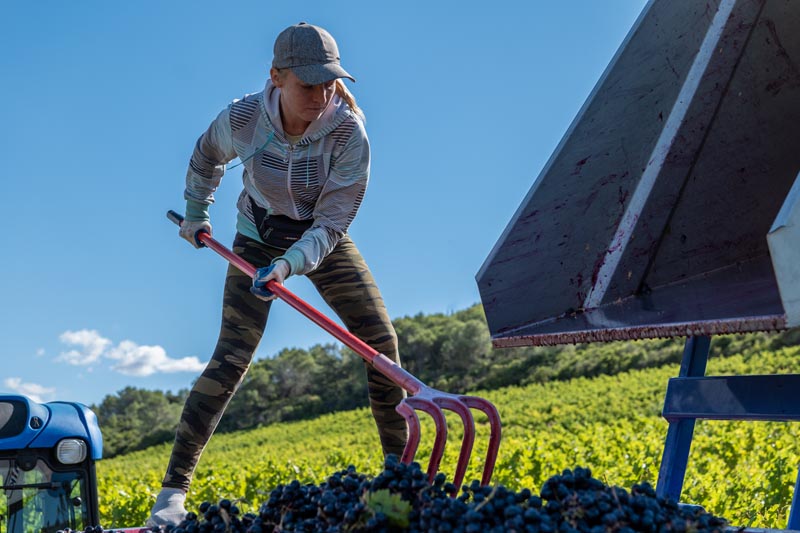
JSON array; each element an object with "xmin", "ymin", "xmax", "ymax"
[{"xmin": 151, "ymin": 455, "xmax": 728, "ymax": 532}]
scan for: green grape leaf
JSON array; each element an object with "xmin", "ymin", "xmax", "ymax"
[{"xmin": 363, "ymin": 489, "xmax": 412, "ymax": 528}]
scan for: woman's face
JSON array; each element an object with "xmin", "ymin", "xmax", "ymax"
[{"xmin": 271, "ymin": 68, "xmax": 336, "ymax": 135}]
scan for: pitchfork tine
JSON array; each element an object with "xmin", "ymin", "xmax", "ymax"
[
  {"xmin": 406, "ymin": 396, "xmax": 448, "ymax": 482},
  {"xmin": 461, "ymin": 395, "xmax": 502, "ymax": 485},
  {"xmin": 435, "ymin": 396, "xmax": 476, "ymax": 492},
  {"xmin": 396, "ymin": 401, "xmax": 421, "ymax": 465}
]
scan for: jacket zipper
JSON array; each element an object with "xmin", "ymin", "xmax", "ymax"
[{"xmin": 285, "ymin": 142, "xmax": 298, "ymax": 218}]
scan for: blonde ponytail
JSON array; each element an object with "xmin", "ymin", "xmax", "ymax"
[{"xmin": 335, "ymin": 79, "xmax": 363, "ymax": 119}]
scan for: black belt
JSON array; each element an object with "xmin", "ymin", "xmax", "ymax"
[{"xmin": 249, "ymin": 196, "xmax": 313, "ymax": 250}]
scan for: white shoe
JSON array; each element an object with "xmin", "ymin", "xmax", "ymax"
[{"xmin": 146, "ymin": 488, "xmax": 188, "ymax": 528}]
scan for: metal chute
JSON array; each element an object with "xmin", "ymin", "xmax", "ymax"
[{"xmin": 477, "ymin": 0, "xmax": 800, "ymax": 346}]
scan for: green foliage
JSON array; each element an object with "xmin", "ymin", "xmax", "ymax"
[
  {"xmin": 91, "ymin": 387, "xmax": 186, "ymax": 457},
  {"xmin": 218, "ymin": 343, "xmax": 368, "ymax": 431},
  {"xmin": 91, "ymin": 301, "xmax": 800, "ymax": 459},
  {"xmin": 100, "ymin": 344, "xmax": 800, "ymax": 530},
  {"xmin": 362, "ymin": 489, "xmax": 411, "ymax": 528}
]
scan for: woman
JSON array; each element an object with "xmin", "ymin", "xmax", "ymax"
[{"xmin": 147, "ymin": 22, "xmax": 408, "ymax": 527}]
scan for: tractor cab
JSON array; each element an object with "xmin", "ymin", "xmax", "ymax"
[{"xmin": 0, "ymin": 396, "xmax": 102, "ymax": 533}]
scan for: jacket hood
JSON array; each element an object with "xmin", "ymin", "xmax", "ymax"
[{"xmin": 260, "ymin": 79, "xmax": 355, "ymax": 143}]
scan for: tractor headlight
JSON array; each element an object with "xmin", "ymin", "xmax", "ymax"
[{"xmin": 55, "ymin": 439, "xmax": 87, "ymax": 464}]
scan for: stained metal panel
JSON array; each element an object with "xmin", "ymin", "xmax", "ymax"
[{"xmin": 477, "ymin": 0, "xmax": 800, "ymax": 346}]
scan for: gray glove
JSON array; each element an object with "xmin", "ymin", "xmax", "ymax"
[
  {"xmin": 146, "ymin": 487, "xmax": 188, "ymax": 527},
  {"xmin": 179, "ymin": 220, "xmax": 212, "ymax": 249}
]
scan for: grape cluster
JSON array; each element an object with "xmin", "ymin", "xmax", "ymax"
[
  {"xmin": 534, "ymin": 467, "xmax": 727, "ymax": 533},
  {"xmin": 72, "ymin": 457, "xmax": 730, "ymax": 532},
  {"xmin": 251, "ymin": 464, "xmax": 372, "ymax": 531}
]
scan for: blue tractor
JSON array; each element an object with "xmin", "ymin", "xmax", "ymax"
[{"xmin": 0, "ymin": 395, "xmax": 103, "ymax": 533}]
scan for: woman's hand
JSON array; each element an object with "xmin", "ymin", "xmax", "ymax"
[
  {"xmin": 179, "ymin": 220, "xmax": 212, "ymax": 248},
  {"xmin": 250, "ymin": 260, "xmax": 291, "ymax": 301}
]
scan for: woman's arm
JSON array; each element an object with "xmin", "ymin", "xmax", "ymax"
[{"xmin": 184, "ymin": 107, "xmax": 238, "ymax": 222}]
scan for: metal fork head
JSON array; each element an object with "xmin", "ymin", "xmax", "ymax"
[{"xmin": 395, "ymin": 385, "xmax": 502, "ymax": 494}]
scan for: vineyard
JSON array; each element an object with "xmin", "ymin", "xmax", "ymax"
[{"xmin": 97, "ymin": 344, "xmax": 800, "ymax": 529}]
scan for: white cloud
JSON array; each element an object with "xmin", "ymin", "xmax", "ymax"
[
  {"xmin": 4, "ymin": 378, "xmax": 56, "ymax": 403},
  {"xmin": 57, "ymin": 330, "xmax": 111, "ymax": 365},
  {"xmin": 106, "ymin": 340, "xmax": 206, "ymax": 376},
  {"xmin": 58, "ymin": 330, "xmax": 206, "ymax": 377}
]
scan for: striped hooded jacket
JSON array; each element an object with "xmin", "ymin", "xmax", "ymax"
[{"xmin": 183, "ymin": 79, "xmax": 370, "ymax": 276}]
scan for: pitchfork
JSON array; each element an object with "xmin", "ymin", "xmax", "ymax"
[{"xmin": 167, "ymin": 211, "xmax": 502, "ymax": 491}]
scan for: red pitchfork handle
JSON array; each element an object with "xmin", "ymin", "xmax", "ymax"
[
  {"xmin": 166, "ymin": 210, "xmax": 501, "ymax": 488},
  {"xmin": 167, "ymin": 210, "xmax": 423, "ymax": 389}
]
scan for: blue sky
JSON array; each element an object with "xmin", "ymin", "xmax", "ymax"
[{"xmin": 0, "ymin": 1, "xmax": 648, "ymax": 406}]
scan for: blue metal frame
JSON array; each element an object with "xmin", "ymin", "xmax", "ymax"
[
  {"xmin": 656, "ymin": 336, "xmax": 800, "ymax": 528},
  {"xmin": 655, "ymin": 336, "xmax": 710, "ymax": 502}
]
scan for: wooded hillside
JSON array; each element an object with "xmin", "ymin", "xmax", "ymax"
[{"xmin": 93, "ymin": 304, "xmax": 800, "ymax": 458}]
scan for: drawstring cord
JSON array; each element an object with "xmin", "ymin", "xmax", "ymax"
[{"xmin": 228, "ymin": 131, "xmax": 275, "ymax": 170}]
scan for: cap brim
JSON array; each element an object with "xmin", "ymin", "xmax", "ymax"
[{"xmin": 292, "ymin": 63, "xmax": 356, "ymax": 85}]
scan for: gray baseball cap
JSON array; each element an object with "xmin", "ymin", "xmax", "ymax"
[{"xmin": 272, "ymin": 22, "xmax": 356, "ymax": 85}]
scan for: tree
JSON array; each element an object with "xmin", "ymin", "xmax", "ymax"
[{"xmin": 92, "ymin": 387, "xmax": 186, "ymax": 457}]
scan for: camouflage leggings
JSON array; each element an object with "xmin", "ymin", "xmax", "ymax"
[{"xmin": 162, "ymin": 233, "xmax": 408, "ymax": 490}]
